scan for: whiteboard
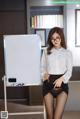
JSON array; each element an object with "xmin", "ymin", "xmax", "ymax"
[{"xmin": 3, "ymin": 34, "xmax": 41, "ymax": 86}]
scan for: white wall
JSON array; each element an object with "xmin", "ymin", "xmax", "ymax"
[{"xmin": 66, "ymin": 4, "xmax": 80, "ymax": 66}]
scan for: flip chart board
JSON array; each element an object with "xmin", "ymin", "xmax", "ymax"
[{"xmin": 3, "ymin": 34, "xmax": 41, "ymax": 86}]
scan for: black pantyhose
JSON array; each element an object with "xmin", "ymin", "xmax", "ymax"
[{"xmin": 44, "ymin": 92, "xmax": 68, "ymax": 119}]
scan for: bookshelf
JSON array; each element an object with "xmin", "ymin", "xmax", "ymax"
[
  {"xmin": 31, "ymin": 15, "xmax": 63, "ymax": 29},
  {"xmin": 30, "ymin": 6, "xmax": 64, "ymax": 46}
]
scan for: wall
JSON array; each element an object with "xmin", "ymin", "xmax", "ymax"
[
  {"xmin": 66, "ymin": 4, "xmax": 80, "ymax": 66},
  {"xmin": 0, "ymin": 0, "xmax": 27, "ymax": 34}
]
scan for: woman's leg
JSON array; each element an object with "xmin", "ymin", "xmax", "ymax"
[
  {"xmin": 54, "ymin": 92, "xmax": 68, "ymax": 119},
  {"xmin": 44, "ymin": 93, "xmax": 55, "ymax": 119}
]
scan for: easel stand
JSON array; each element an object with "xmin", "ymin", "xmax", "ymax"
[
  {"xmin": 1, "ymin": 75, "xmax": 46, "ymax": 119},
  {"xmin": 1, "ymin": 75, "xmax": 8, "ymax": 119}
]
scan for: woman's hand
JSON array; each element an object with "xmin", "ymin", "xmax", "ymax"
[
  {"xmin": 43, "ymin": 72, "xmax": 49, "ymax": 81},
  {"xmin": 53, "ymin": 76, "xmax": 64, "ymax": 88}
]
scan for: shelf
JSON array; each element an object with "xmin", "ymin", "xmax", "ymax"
[{"xmin": 31, "ymin": 14, "xmax": 63, "ymax": 29}]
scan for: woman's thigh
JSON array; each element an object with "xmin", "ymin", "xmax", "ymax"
[
  {"xmin": 54, "ymin": 91, "xmax": 68, "ymax": 119},
  {"xmin": 44, "ymin": 93, "xmax": 55, "ymax": 118}
]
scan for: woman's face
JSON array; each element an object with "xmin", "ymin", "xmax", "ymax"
[{"xmin": 51, "ymin": 32, "xmax": 61, "ymax": 48}]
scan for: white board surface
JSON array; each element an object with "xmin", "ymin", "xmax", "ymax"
[{"xmin": 4, "ymin": 34, "xmax": 41, "ymax": 86}]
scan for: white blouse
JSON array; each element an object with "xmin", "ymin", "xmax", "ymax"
[{"xmin": 41, "ymin": 47, "xmax": 73, "ymax": 83}]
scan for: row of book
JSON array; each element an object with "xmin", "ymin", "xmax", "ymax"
[{"xmin": 31, "ymin": 15, "xmax": 63, "ymax": 28}]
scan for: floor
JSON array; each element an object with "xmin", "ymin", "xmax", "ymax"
[
  {"xmin": 7, "ymin": 112, "xmax": 80, "ymax": 119},
  {"xmin": 0, "ymin": 100, "xmax": 80, "ymax": 119}
]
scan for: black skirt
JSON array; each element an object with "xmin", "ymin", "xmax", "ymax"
[{"xmin": 42, "ymin": 74, "xmax": 69, "ymax": 98}]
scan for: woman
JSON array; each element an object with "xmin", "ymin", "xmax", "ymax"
[{"xmin": 41, "ymin": 27, "xmax": 73, "ymax": 119}]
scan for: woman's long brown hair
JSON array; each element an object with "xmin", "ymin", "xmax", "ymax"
[{"xmin": 47, "ymin": 27, "xmax": 66, "ymax": 54}]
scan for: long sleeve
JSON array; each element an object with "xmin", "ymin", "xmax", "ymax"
[
  {"xmin": 63, "ymin": 50, "xmax": 73, "ymax": 83},
  {"xmin": 41, "ymin": 49, "xmax": 47, "ymax": 80}
]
